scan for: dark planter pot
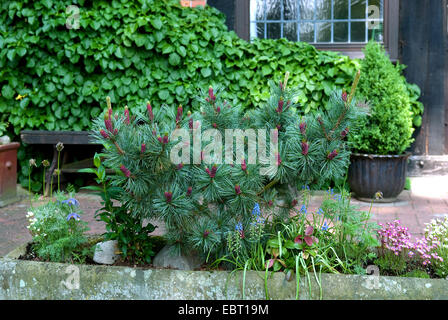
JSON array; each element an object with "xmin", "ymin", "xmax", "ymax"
[
  {"xmin": 0, "ymin": 142, "xmax": 20, "ymax": 207},
  {"xmin": 348, "ymin": 152, "xmax": 411, "ymax": 203}
]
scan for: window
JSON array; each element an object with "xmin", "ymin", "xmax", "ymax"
[
  {"xmin": 235, "ymin": 0, "xmax": 399, "ymax": 60},
  {"xmin": 250, "ymin": 0, "xmax": 384, "ymax": 43}
]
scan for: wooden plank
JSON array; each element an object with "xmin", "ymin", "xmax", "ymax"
[
  {"xmin": 61, "ymin": 157, "xmax": 114, "ymax": 174},
  {"xmin": 399, "ymin": 0, "xmax": 446, "ymax": 155},
  {"xmin": 20, "ymin": 130, "xmax": 100, "ymax": 145}
]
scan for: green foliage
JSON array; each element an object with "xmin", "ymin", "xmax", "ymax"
[
  {"xmin": 91, "ymin": 74, "xmax": 365, "ymax": 261},
  {"xmin": 26, "ymin": 193, "xmax": 89, "ymax": 262},
  {"xmin": 350, "ymin": 41, "xmax": 414, "ymax": 155},
  {"xmin": 404, "ymin": 269, "xmax": 430, "ymax": 279},
  {"xmin": 0, "ymin": 121, "xmax": 8, "ymax": 137},
  {"xmin": 1, "ymin": 0, "xmax": 358, "ymax": 190},
  {"xmin": 397, "ymin": 63, "xmax": 424, "ymax": 128},
  {"xmin": 375, "ymin": 251, "xmax": 408, "ymax": 276},
  {"xmin": 80, "ymin": 153, "xmax": 157, "ymax": 264}
]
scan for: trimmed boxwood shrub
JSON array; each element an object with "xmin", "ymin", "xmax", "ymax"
[{"xmin": 349, "ymin": 41, "xmax": 414, "ymax": 155}]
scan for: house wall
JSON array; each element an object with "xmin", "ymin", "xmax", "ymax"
[
  {"xmin": 399, "ymin": 0, "xmax": 448, "ymax": 155},
  {"xmin": 208, "ymin": 0, "xmax": 235, "ymax": 31},
  {"xmin": 209, "ymin": 0, "xmax": 448, "ymax": 155}
]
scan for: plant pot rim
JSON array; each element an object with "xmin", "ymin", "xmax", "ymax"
[
  {"xmin": 351, "ymin": 151, "xmax": 412, "ymax": 159},
  {"xmin": 0, "ymin": 142, "xmax": 20, "ymax": 151}
]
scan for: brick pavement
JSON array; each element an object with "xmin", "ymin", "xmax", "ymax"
[{"xmin": 1, "ymin": 176, "xmax": 447, "ymax": 257}]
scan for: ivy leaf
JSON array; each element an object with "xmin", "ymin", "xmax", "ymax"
[
  {"xmin": 114, "ymin": 47, "xmax": 123, "ymax": 59},
  {"xmin": 1, "ymin": 85, "xmax": 14, "ymax": 99},
  {"xmin": 169, "ymin": 53, "xmax": 181, "ymax": 66},
  {"xmin": 151, "ymin": 17, "xmax": 163, "ymax": 30},
  {"xmin": 201, "ymin": 67, "xmax": 212, "ymax": 78},
  {"xmin": 177, "ymin": 45, "xmax": 187, "ymax": 57},
  {"xmin": 158, "ymin": 89, "xmax": 169, "ymax": 100},
  {"xmin": 16, "ymin": 47, "xmax": 27, "ymax": 57},
  {"xmin": 7, "ymin": 50, "xmax": 15, "ymax": 61}
]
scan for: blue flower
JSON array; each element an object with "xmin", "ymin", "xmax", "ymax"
[
  {"xmin": 252, "ymin": 203, "xmax": 261, "ymax": 216},
  {"xmin": 61, "ymin": 198, "xmax": 80, "ymax": 206},
  {"xmin": 235, "ymin": 222, "xmax": 243, "ymax": 232},
  {"xmin": 317, "ymin": 208, "xmax": 324, "ymax": 215},
  {"xmin": 322, "ymin": 222, "xmax": 329, "ymax": 231},
  {"xmin": 66, "ymin": 212, "xmax": 81, "ymax": 221},
  {"xmin": 300, "ymin": 205, "xmax": 307, "ymax": 214},
  {"xmin": 327, "ymin": 188, "xmax": 334, "ymax": 196},
  {"xmin": 301, "ymin": 185, "xmax": 310, "ymax": 191}
]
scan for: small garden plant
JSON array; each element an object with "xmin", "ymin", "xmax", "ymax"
[{"xmin": 26, "ymin": 193, "xmax": 91, "ymax": 263}]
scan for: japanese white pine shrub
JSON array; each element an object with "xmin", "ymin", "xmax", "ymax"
[{"xmin": 92, "ymin": 72, "xmax": 365, "ymax": 260}]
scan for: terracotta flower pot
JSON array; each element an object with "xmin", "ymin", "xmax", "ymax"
[
  {"xmin": 180, "ymin": 0, "xmax": 207, "ymax": 7},
  {"xmin": 348, "ymin": 152, "xmax": 411, "ymax": 203},
  {"xmin": 0, "ymin": 142, "xmax": 20, "ymax": 207}
]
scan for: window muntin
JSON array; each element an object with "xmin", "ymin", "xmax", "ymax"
[{"xmin": 249, "ymin": 0, "xmax": 384, "ymax": 43}]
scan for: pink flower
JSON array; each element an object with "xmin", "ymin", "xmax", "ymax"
[
  {"xmin": 164, "ymin": 191, "xmax": 172, "ymax": 203},
  {"xmin": 276, "ymin": 99, "xmax": 284, "ymax": 113},
  {"xmin": 120, "ymin": 165, "xmax": 131, "ymax": 178},
  {"xmin": 301, "ymin": 141, "xmax": 309, "ymax": 156},
  {"xmin": 147, "ymin": 102, "xmax": 154, "ymax": 122},
  {"xmin": 124, "ymin": 106, "xmax": 130, "ymax": 125},
  {"xmin": 100, "ymin": 129, "xmax": 109, "ymax": 139},
  {"xmin": 327, "ymin": 150, "xmax": 339, "ymax": 160},
  {"xmin": 208, "ymin": 86, "xmax": 216, "ymax": 102},
  {"xmin": 176, "ymin": 105, "xmax": 183, "ymax": 122},
  {"xmin": 235, "ymin": 185, "xmax": 241, "ymax": 195},
  {"xmin": 299, "ymin": 122, "xmax": 306, "ymax": 135}
]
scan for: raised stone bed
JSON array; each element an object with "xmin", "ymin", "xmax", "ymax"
[{"xmin": 1, "ymin": 244, "xmax": 448, "ymax": 300}]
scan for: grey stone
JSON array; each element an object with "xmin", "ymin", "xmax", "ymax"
[
  {"xmin": 0, "ymin": 136, "xmax": 11, "ymax": 145},
  {"xmin": 93, "ymin": 240, "xmax": 119, "ymax": 265},
  {"xmin": 152, "ymin": 245, "xmax": 202, "ymax": 270},
  {"xmin": 2, "ymin": 256, "xmax": 448, "ymax": 300}
]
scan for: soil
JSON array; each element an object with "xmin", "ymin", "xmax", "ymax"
[{"xmin": 17, "ymin": 240, "xmax": 224, "ymax": 271}]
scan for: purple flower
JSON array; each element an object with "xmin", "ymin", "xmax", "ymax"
[
  {"xmin": 66, "ymin": 212, "xmax": 81, "ymax": 221},
  {"xmin": 61, "ymin": 198, "xmax": 80, "ymax": 206}
]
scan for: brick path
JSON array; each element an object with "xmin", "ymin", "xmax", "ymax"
[{"xmin": 1, "ymin": 176, "xmax": 447, "ymax": 257}]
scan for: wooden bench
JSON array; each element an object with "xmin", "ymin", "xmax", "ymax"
[{"xmin": 20, "ymin": 130, "xmax": 103, "ymax": 195}]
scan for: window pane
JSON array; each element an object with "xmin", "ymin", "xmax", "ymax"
[
  {"xmin": 300, "ymin": 0, "xmax": 315, "ymax": 20},
  {"xmin": 266, "ymin": 0, "xmax": 281, "ymax": 20},
  {"xmin": 255, "ymin": 0, "xmax": 265, "ymax": 20},
  {"xmin": 267, "ymin": 23, "xmax": 281, "ymax": 39},
  {"xmin": 316, "ymin": 0, "xmax": 332, "ymax": 20},
  {"xmin": 351, "ymin": 22, "xmax": 365, "ymax": 42},
  {"xmin": 299, "ymin": 22, "xmax": 314, "ymax": 42},
  {"xmin": 334, "ymin": 0, "xmax": 348, "ymax": 19},
  {"xmin": 283, "ymin": 0, "xmax": 298, "ymax": 20},
  {"xmin": 368, "ymin": 22, "xmax": 384, "ymax": 42},
  {"xmin": 256, "ymin": 22, "xmax": 265, "ymax": 38},
  {"xmin": 334, "ymin": 22, "xmax": 348, "ymax": 42},
  {"xmin": 284, "ymin": 22, "xmax": 298, "ymax": 41},
  {"xmin": 351, "ymin": 0, "xmax": 366, "ymax": 19},
  {"xmin": 316, "ymin": 22, "xmax": 331, "ymax": 42}
]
